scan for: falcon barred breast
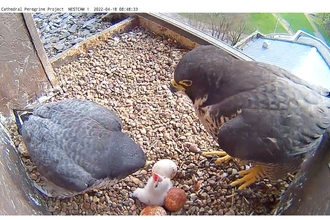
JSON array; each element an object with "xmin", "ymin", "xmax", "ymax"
[
  {"xmin": 14, "ymin": 99, "xmax": 147, "ymax": 198},
  {"xmin": 170, "ymin": 45, "xmax": 330, "ymax": 190}
]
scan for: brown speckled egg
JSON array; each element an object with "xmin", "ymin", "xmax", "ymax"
[
  {"xmin": 164, "ymin": 187, "xmax": 187, "ymax": 212},
  {"xmin": 140, "ymin": 206, "xmax": 167, "ymax": 215}
]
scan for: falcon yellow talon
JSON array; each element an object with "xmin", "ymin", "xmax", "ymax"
[
  {"xmin": 201, "ymin": 151, "xmax": 232, "ymax": 164},
  {"xmin": 237, "ymin": 169, "xmax": 252, "ymax": 176},
  {"xmin": 230, "ymin": 166, "xmax": 263, "ymax": 190},
  {"xmin": 214, "ymin": 155, "xmax": 232, "ymax": 164},
  {"xmin": 201, "ymin": 151, "xmax": 228, "ymax": 157}
]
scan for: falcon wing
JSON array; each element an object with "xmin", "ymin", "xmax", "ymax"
[
  {"xmin": 256, "ymin": 62, "xmax": 330, "ymax": 97},
  {"xmin": 22, "ymin": 115, "xmax": 97, "ymax": 192},
  {"xmin": 23, "ymin": 100, "xmax": 145, "ymax": 191},
  {"xmin": 209, "ymin": 78, "xmax": 330, "ymax": 164},
  {"xmin": 216, "ymin": 108, "xmax": 322, "ymax": 163},
  {"xmin": 34, "ymin": 99, "xmax": 122, "ymax": 132}
]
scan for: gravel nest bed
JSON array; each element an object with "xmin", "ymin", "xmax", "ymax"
[{"xmin": 7, "ymin": 16, "xmax": 293, "ymax": 215}]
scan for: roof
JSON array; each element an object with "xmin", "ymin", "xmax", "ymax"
[{"xmin": 239, "ymin": 32, "xmax": 330, "ymax": 90}]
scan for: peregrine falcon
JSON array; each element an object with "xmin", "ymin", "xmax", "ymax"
[
  {"xmin": 14, "ymin": 99, "xmax": 147, "ymax": 198},
  {"xmin": 170, "ymin": 45, "xmax": 330, "ymax": 190}
]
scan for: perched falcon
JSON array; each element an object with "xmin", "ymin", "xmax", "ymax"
[
  {"xmin": 14, "ymin": 99, "xmax": 147, "ymax": 198},
  {"xmin": 170, "ymin": 45, "xmax": 330, "ymax": 190}
]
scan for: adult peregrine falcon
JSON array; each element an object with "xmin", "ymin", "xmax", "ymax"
[
  {"xmin": 170, "ymin": 45, "xmax": 330, "ymax": 190},
  {"xmin": 14, "ymin": 99, "xmax": 147, "ymax": 198}
]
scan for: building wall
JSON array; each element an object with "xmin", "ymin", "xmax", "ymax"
[
  {"xmin": 0, "ymin": 13, "xmax": 52, "ymax": 117},
  {"xmin": 0, "ymin": 13, "xmax": 49, "ymax": 215}
]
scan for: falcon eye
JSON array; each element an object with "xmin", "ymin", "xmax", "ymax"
[{"xmin": 179, "ymin": 80, "xmax": 192, "ymax": 87}]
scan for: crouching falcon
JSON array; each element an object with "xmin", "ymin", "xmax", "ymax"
[
  {"xmin": 14, "ymin": 99, "xmax": 147, "ymax": 198},
  {"xmin": 170, "ymin": 45, "xmax": 330, "ymax": 190}
]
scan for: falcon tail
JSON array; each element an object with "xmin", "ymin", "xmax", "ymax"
[{"xmin": 13, "ymin": 109, "xmax": 33, "ymax": 135}]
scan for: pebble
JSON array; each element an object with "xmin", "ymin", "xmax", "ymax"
[
  {"xmin": 131, "ymin": 177, "xmax": 141, "ymax": 185},
  {"xmin": 225, "ymin": 209, "xmax": 236, "ymax": 215}
]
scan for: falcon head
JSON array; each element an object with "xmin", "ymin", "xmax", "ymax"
[
  {"xmin": 152, "ymin": 173, "xmax": 163, "ymax": 187},
  {"xmin": 170, "ymin": 45, "xmax": 233, "ymax": 104},
  {"xmin": 106, "ymin": 132, "xmax": 147, "ymax": 180}
]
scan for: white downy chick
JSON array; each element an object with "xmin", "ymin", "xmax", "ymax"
[{"xmin": 132, "ymin": 173, "xmax": 173, "ymax": 206}]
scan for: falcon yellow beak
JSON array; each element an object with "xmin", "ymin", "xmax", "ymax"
[{"xmin": 170, "ymin": 79, "xmax": 185, "ymax": 92}]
